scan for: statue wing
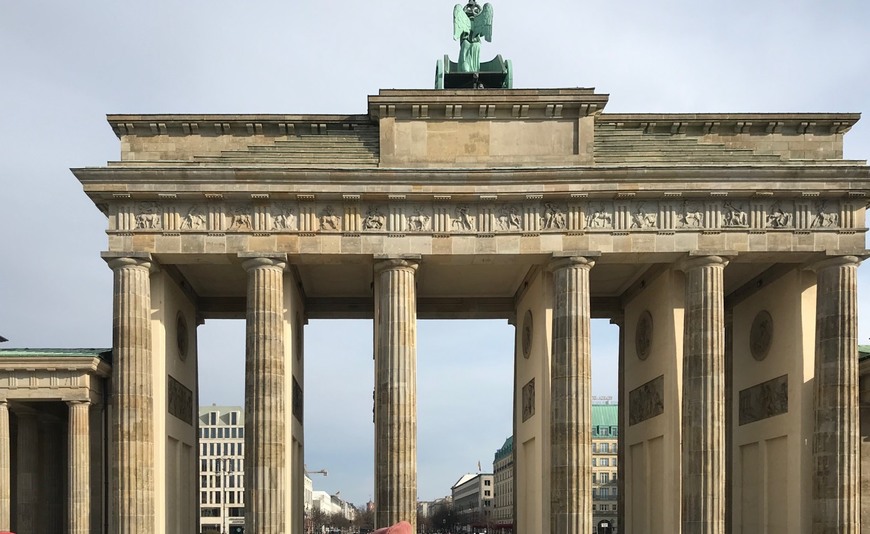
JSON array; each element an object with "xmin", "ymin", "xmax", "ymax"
[
  {"xmin": 473, "ymin": 3, "xmax": 494, "ymax": 42},
  {"xmin": 453, "ymin": 4, "xmax": 471, "ymax": 40}
]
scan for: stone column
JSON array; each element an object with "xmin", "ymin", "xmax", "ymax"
[
  {"xmin": 548, "ymin": 256, "xmax": 594, "ymax": 534},
  {"xmin": 15, "ymin": 410, "xmax": 39, "ymax": 534},
  {"xmin": 105, "ymin": 254, "xmax": 155, "ymax": 534},
  {"xmin": 68, "ymin": 401, "xmax": 91, "ymax": 534},
  {"xmin": 811, "ymin": 255, "xmax": 861, "ymax": 533},
  {"xmin": 242, "ymin": 255, "xmax": 287, "ymax": 534},
  {"xmin": 373, "ymin": 257, "xmax": 418, "ymax": 530},
  {"xmin": 679, "ymin": 255, "xmax": 727, "ymax": 534},
  {"xmin": 0, "ymin": 401, "xmax": 9, "ymax": 532}
]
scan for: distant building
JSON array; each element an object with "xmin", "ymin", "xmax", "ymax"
[
  {"xmin": 489, "ymin": 405, "xmax": 619, "ymax": 533},
  {"xmin": 311, "ymin": 490, "xmax": 356, "ymax": 522},
  {"xmin": 451, "ymin": 473, "xmax": 494, "ymax": 529},
  {"xmin": 492, "ymin": 436, "xmax": 514, "ymax": 532},
  {"xmin": 199, "ymin": 406, "xmax": 245, "ymax": 534},
  {"xmin": 592, "ymin": 404, "xmax": 619, "ymax": 533}
]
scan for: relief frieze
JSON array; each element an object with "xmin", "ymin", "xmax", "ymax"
[{"xmin": 111, "ymin": 197, "xmax": 852, "ymax": 235}]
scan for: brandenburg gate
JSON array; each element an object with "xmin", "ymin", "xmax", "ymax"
[{"xmin": 48, "ymin": 87, "xmax": 868, "ymax": 533}]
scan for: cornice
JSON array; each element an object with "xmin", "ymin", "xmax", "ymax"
[
  {"xmin": 106, "ymin": 113, "xmax": 373, "ymax": 139},
  {"xmin": 72, "ymin": 163, "xmax": 870, "ymax": 190},
  {"xmin": 598, "ymin": 112, "xmax": 860, "ymax": 136},
  {"xmin": 369, "ymin": 88, "xmax": 610, "ymax": 120}
]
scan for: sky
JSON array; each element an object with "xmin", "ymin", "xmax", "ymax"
[{"xmin": 1, "ymin": 0, "xmax": 869, "ymax": 508}]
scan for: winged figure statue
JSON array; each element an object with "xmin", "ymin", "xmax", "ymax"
[{"xmin": 453, "ymin": 1, "xmax": 494, "ymax": 72}]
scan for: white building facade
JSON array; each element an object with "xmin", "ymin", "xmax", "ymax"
[
  {"xmin": 199, "ymin": 406, "xmax": 245, "ymax": 533},
  {"xmin": 452, "ymin": 473, "xmax": 494, "ymax": 530}
]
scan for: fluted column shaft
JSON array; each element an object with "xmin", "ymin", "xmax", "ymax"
[
  {"xmin": 15, "ymin": 411, "xmax": 38, "ymax": 534},
  {"xmin": 0, "ymin": 401, "xmax": 9, "ymax": 532},
  {"xmin": 812, "ymin": 256, "xmax": 861, "ymax": 533},
  {"xmin": 106, "ymin": 255, "xmax": 154, "ymax": 534},
  {"xmin": 243, "ymin": 256, "xmax": 287, "ymax": 534},
  {"xmin": 680, "ymin": 255, "xmax": 727, "ymax": 534},
  {"xmin": 549, "ymin": 256, "xmax": 594, "ymax": 534},
  {"xmin": 373, "ymin": 258, "xmax": 418, "ymax": 531},
  {"xmin": 69, "ymin": 401, "xmax": 91, "ymax": 534}
]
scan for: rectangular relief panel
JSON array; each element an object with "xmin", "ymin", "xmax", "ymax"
[
  {"xmin": 738, "ymin": 374, "xmax": 788, "ymax": 426},
  {"xmin": 629, "ymin": 375, "xmax": 664, "ymax": 426}
]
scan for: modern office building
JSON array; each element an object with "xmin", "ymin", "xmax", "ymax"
[
  {"xmin": 199, "ymin": 406, "xmax": 245, "ymax": 533},
  {"xmin": 452, "ymin": 472, "xmax": 494, "ymax": 530}
]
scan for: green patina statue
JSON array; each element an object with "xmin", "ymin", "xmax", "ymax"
[
  {"xmin": 453, "ymin": 1, "xmax": 494, "ymax": 73},
  {"xmin": 435, "ymin": 1, "xmax": 512, "ymax": 89}
]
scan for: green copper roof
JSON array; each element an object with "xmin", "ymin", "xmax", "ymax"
[
  {"xmin": 592, "ymin": 404, "xmax": 618, "ymax": 438},
  {"xmin": 494, "ymin": 436, "xmax": 513, "ymax": 461},
  {"xmin": 0, "ymin": 348, "xmax": 112, "ymax": 362},
  {"xmin": 860, "ymin": 345, "xmax": 870, "ymax": 361}
]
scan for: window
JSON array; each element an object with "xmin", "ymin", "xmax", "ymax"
[
  {"xmin": 592, "ymin": 473, "xmax": 597, "ymax": 483},
  {"xmin": 591, "ymin": 443, "xmax": 597, "ymax": 453},
  {"xmin": 601, "ymin": 473, "xmax": 609, "ymax": 484},
  {"xmin": 484, "ymin": 480, "xmax": 491, "ymax": 486},
  {"xmin": 201, "ymin": 492, "xmax": 207, "ymax": 504},
  {"xmin": 484, "ymin": 490, "xmax": 490, "ymax": 497},
  {"xmin": 592, "ymin": 504, "xmax": 597, "ymax": 511},
  {"xmin": 591, "ymin": 458, "xmax": 597, "ymax": 466},
  {"xmin": 610, "ymin": 442, "xmax": 618, "ymax": 453},
  {"xmin": 600, "ymin": 487, "xmax": 609, "ymax": 497},
  {"xmin": 601, "ymin": 458, "xmax": 609, "ymax": 467}
]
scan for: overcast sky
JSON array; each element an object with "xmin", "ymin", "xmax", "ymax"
[{"xmin": 1, "ymin": 0, "xmax": 869, "ymax": 507}]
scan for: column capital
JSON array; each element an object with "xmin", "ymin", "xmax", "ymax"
[
  {"xmin": 66, "ymin": 400, "xmax": 91, "ymax": 408},
  {"xmin": 102, "ymin": 252, "xmax": 155, "ymax": 272},
  {"xmin": 547, "ymin": 254, "xmax": 596, "ymax": 272},
  {"xmin": 676, "ymin": 254, "xmax": 730, "ymax": 272},
  {"xmin": 373, "ymin": 255, "xmax": 420, "ymax": 274},
  {"xmin": 806, "ymin": 254, "xmax": 862, "ymax": 273},
  {"xmin": 239, "ymin": 252, "xmax": 288, "ymax": 272}
]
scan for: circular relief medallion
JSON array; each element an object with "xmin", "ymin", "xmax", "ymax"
[
  {"xmin": 750, "ymin": 310, "xmax": 773, "ymax": 361},
  {"xmin": 635, "ymin": 310, "xmax": 653, "ymax": 361},
  {"xmin": 176, "ymin": 312, "xmax": 189, "ymax": 361},
  {"xmin": 521, "ymin": 310, "xmax": 533, "ymax": 359}
]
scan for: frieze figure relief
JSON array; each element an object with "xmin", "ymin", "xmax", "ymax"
[
  {"xmin": 179, "ymin": 204, "xmax": 206, "ymax": 230},
  {"xmin": 272, "ymin": 205, "xmax": 297, "ymax": 231},
  {"xmin": 722, "ymin": 201, "xmax": 748, "ymax": 227},
  {"xmin": 766, "ymin": 201, "xmax": 793, "ymax": 228},
  {"xmin": 678, "ymin": 201, "xmax": 704, "ymax": 228},
  {"xmin": 452, "ymin": 205, "xmax": 475, "ymax": 231},
  {"xmin": 135, "ymin": 202, "xmax": 162, "ymax": 230},
  {"xmin": 810, "ymin": 200, "xmax": 839, "ymax": 228},
  {"xmin": 496, "ymin": 204, "xmax": 522, "ymax": 231},
  {"xmin": 363, "ymin": 206, "xmax": 386, "ymax": 231},
  {"xmin": 320, "ymin": 205, "xmax": 340, "ymax": 231},
  {"xmin": 407, "ymin": 206, "xmax": 431, "ymax": 232},
  {"xmin": 541, "ymin": 202, "xmax": 566, "ymax": 230},
  {"xmin": 630, "ymin": 203, "xmax": 657, "ymax": 229},
  {"xmin": 228, "ymin": 206, "xmax": 252, "ymax": 231},
  {"xmin": 587, "ymin": 203, "xmax": 613, "ymax": 229}
]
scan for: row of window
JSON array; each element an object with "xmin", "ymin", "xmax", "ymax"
[
  {"xmin": 592, "ymin": 487, "xmax": 618, "ymax": 498},
  {"xmin": 592, "ymin": 504, "xmax": 617, "ymax": 512},
  {"xmin": 594, "ymin": 426, "xmax": 618, "ymax": 437},
  {"xmin": 200, "ymin": 426, "xmax": 244, "ymax": 439},
  {"xmin": 202, "ymin": 412, "xmax": 240, "ymax": 426},
  {"xmin": 200, "ymin": 458, "xmax": 244, "ymax": 474},
  {"xmin": 200, "ymin": 490, "xmax": 244, "ymax": 505},
  {"xmin": 201, "ymin": 474, "xmax": 243, "ymax": 489},
  {"xmin": 201, "ymin": 507, "xmax": 244, "ymax": 518},
  {"xmin": 592, "ymin": 442, "xmax": 618, "ymax": 453},
  {"xmin": 591, "ymin": 457, "xmax": 616, "ymax": 467},
  {"xmin": 201, "ymin": 442, "xmax": 244, "ymax": 459},
  {"xmin": 592, "ymin": 472, "xmax": 617, "ymax": 484}
]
